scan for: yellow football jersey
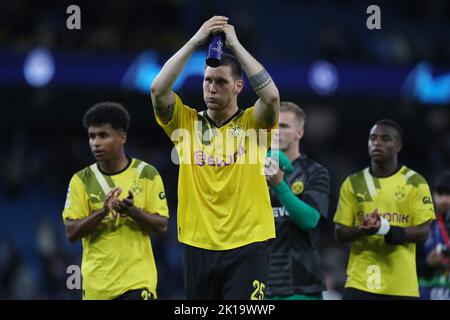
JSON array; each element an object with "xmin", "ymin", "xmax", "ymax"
[
  {"xmin": 62, "ymin": 158, "xmax": 169, "ymax": 300},
  {"xmin": 155, "ymin": 93, "xmax": 276, "ymax": 250},
  {"xmin": 334, "ymin": 166, "xmax": 435, "ymax": 297}
]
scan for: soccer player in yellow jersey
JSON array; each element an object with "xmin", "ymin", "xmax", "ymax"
[
  {"xmin": 334, "ymin": 119, "xmax": 435, "ymax": 299},
  {"xmin": 62, "ymin": 102, "xmax": 169, "ymax": 300},
  {"xmin": 151, "ymin": 16, "xmax": 280, "ymax": 299}
]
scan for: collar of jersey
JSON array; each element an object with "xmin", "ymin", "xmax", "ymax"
[
  {"xmin": 369, "ymin": 163, "xmax": 403, "ymax": 178},
  {"xmin": 202, "ymin": 108, "xmax": 243, "ymax": 128},
  {"xmin": 97, "ymin": 156, "xmax": 132, "ymax": 176}
]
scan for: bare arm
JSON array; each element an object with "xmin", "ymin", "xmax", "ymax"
[
  {"xmin": 335, "ymin": 220, "xmax": 432, "ymax": 244},
  {"xmin": 65, "ymin": 187, "xmax": 120, "ymax": 243},
  {"xmin": 65, "ymin": 209, "xmax": 108, "ymax": 243},
  {"xmin": 151, "ymin": 16, "xmax": 229, "ymax": 124},
  {"xmin": 223, "ymin": 24, "xmax": 280, "ymax": 128},
  {"xmin": 335, "ymin": 223, "xmax": 365, "ymax": 242},
  {"xmin": 404, "ymin": 220, "xmax": 431, "ymax": 244},
  {"xmin": 124, "ymin": 207, "xmax": 168, "ymax": 236}
]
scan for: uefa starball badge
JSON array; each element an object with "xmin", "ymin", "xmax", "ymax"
[{"xmin": 206, "ymin": 33, "xmax": 225, "ymax": 67}]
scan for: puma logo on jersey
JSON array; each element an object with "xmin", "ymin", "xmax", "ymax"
[
  {"xmin": 89, "ymin": 192, "xmax": 102, "ymax": 202},
  {"xmin": 356, "ymin": 193, "xmax": 367, "ymax": 202}
]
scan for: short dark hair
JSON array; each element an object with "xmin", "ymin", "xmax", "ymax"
[
  {"xmin": 375, "ymin": 119, "xmax": 403, "ymax": 143},
  {"xmin": 83, "ymin": 102, "xmax": 130, "ymax": 132},
  {"xmin": 220, "ymin": 53, "xmax": 243, "ymax": 80},
  {"xmin": 433, "ymin": 171, "xmax": 450, "ymax": 195},
  {"xmin": 204, "ymin": 53, "xmax": 243, "ymax": 80}
]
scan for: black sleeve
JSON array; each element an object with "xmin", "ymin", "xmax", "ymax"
[{"xmin": 302, "ymin": 166, "xmax": 330, "ymax": 220}]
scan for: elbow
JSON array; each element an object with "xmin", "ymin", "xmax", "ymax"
[
  {"xmin": 259, "ymin": 87, "xmax": 280, "ymax": 111},
  {"xmin": 271, "ymin": 87, "xmax": 280, "ymax": 107},
  {"xmin": 416, "ymin": 221, "xmax": 432, "ymax": 245},
  {"xmin": 334, "ymin": 229, "xmax": 342, "ymax": 242},
  {"xmin": 157, "ymin": 223, "xmax": 168, "ymax": 236},
  {"xmin": 266, "ymin": 92, "xmax": 280, "ymax": 111},
  {"xmin": 153, "ymin": 218, "xmax": 168, "ymax": 236},
  {"xmin": 273, "ymin": 91, "xmax": 280, "ymax": 107},
  {"xmin": 150, "ymin": 79, "xmax": 168, "ymax": 99},
  {"xmin": 150, "ymin": 82, "xmax": 161, "ymax": 98},
  {"xmin": 416, "ymin": 232, "xmax": 429, "ymax": 245},
  {"xmin": 66, "ymin": 231, "xmax": 78, "ymax": 244},
  {"xmin": 334, "ymin": 226, "xmax": 345, "ymax": 242},
  {"xmin": 413, "ymin": 226, "xmax": 431, "ymax": 245},
  {"xmin": 68, "ymin": 237, "xmax": 78, "ymax": 244},
  {"xmin": 160, "ymin": 224, "xmax": 168, "ymax": 235},
  {"xmin": 65, "ymin": 225, "xmax": 79, "ymax": 243}
]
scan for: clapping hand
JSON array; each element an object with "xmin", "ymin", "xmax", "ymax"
[{"xmin": 358, "ymin": 209, "xmax": 381, "ymax": 235}]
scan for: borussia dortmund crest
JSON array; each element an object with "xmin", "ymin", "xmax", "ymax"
[
  {"xmin": 291, "ymin": 180, "xmax": 304, "ymax": 195},
  {"xmin": 131, "ymin": 181, "xmax": 143, "ymax": 196},
  {"xmin": 394, "ymin": 185, "xmax": 406, "ymax": 201},
  {"xmin": 229, "ymin": 123, "xmax": 243, "ymax": 138}
]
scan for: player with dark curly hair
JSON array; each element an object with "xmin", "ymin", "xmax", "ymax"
[{"xmin": 63, "ymin": 102, "xmax": 169, "ymax": 300}]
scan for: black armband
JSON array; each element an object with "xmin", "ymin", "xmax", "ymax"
[{"xmin": 384, "ymin": 226, "xmax": 407, "ymax": 245}]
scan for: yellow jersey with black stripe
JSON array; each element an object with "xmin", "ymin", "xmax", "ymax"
[
  {"xmin": 334, "ymin": 166, "xmax": 435, "ymax": 297},
  {"xmin": 155, "ymin": 93, "xmax": 276, "ymax": 250},
  {"xmin": 62, "ymin": 158, "xmax": 169, "ymax": 300}
]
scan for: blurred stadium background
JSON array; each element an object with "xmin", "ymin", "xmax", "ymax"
[{"xmin": 0, "ymin": 0, "xmax": 449, "ymax": 299}]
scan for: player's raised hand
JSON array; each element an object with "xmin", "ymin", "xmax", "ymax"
[
  {"xmin": 223, "ymin": 24, "xmax": 240, "ymax": 49},
  {"xmin": 191, "ymin": 16, "xmax": 228, "ymax": 47}
]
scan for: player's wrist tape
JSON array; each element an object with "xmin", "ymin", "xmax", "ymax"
[
  {"xmin": 384, "ymin": 226, "xmax": 407, "ymax": 245},
  {"xmin": 375, "ymin": 217, "xmax": 390, "ymax": 235}
]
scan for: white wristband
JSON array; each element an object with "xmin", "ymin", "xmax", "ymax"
[{"xmin": 376, "ymin": 217, "xmax": 390, "ymax": 235}]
